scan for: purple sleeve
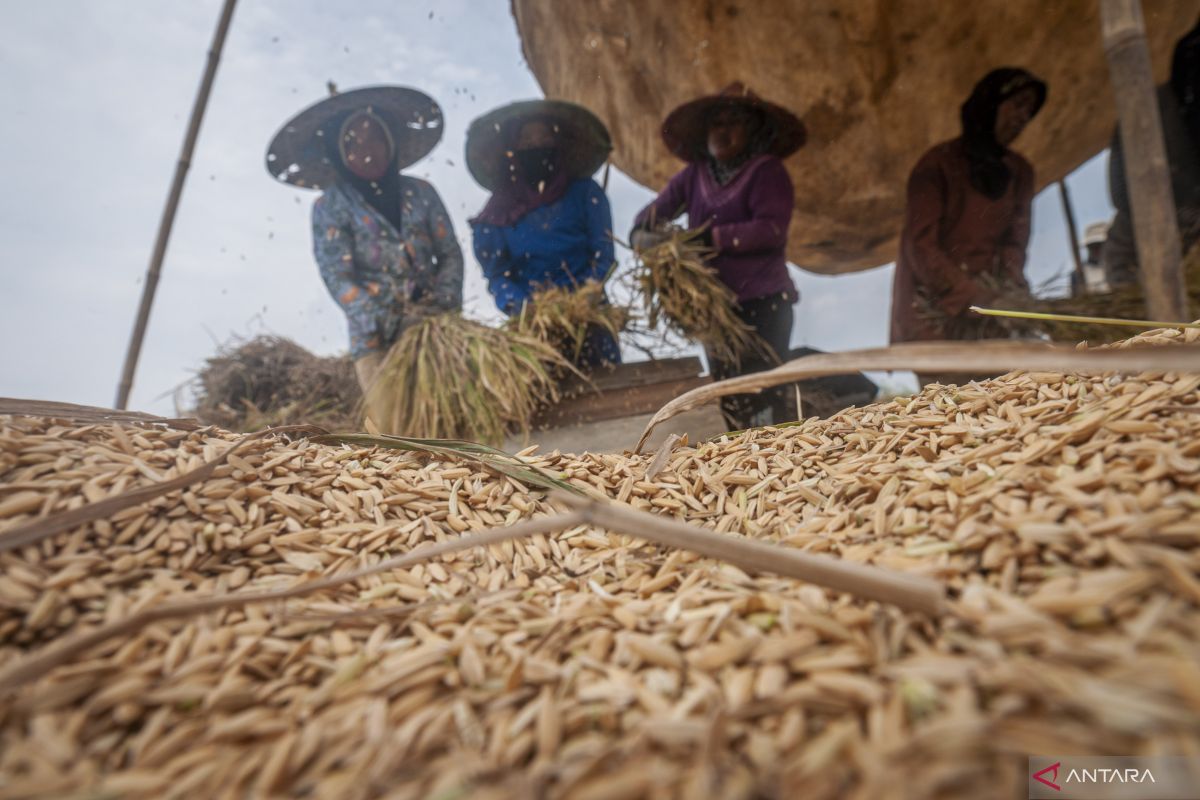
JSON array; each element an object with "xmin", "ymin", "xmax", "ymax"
[
  {"xmin": 711, "ymin": 159, "xmax": 794, "ymax": 254},
  {"xmin": 631, "ymin": 165, "xmax": 693, "ymax": 233}
]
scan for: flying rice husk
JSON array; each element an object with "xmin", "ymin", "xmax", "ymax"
[
  {"xmin": 363, "ymin": 313, "xmax": 571, "ymax": 445},
  {"xmin": 507, "ymin": 281, "xmax": 629, "ymax": 365},
  {"xmin": 635, "ymin": 225, "xmax": 775, "ymax": 366}
]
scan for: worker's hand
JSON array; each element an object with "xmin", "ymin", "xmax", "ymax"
[
  {"xmin": 631, "ymin": 229, "xmax": 670, "ymax": 252},
  {"xmin": 693, "ymin": 227, "xmax": 715, "ymax": 248},
  {"xmin": 429, "ymin": 297, "xmax": 458, "ymax": 315},
  {"xmin": 990, "ymin": 284, "xmax": 1032, "ymax": 312},
  {"xmin": 962, "ymin": 280, "xmax": 996, "ymax": 310},
  {"xmin": 503, "ymin": 298, "xmax": 529, "ymax": 317}
]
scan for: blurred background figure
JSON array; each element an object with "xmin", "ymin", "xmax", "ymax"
[{"xmin": 889, "ymin": 67, "xmax": 1047, "ymax": 386}]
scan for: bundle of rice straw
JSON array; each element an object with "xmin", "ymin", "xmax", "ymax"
[
  {"xmin": 192, "ymin": 335, "xmax": 360, "ymax": 431},
  {"xmin": 507, "ymin": 281, "xmax": 629, "ymax": 364},
  {"xmin": 1027, "ymin": 242, "xmax": 1200, "ymax": 342},
  {"xmin": 364, "ymin": 313, "xmax": 570, "ymax": 444},
  {"xmin": 915, "ymin": 272, "xmax": 1034, "ymax": 340},
  {"xmin": 635, "ymin": 225, "xmax": 773, "ymax": 365}
]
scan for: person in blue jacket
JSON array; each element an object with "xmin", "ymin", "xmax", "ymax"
[{"xmin": 466, "ymin": 100, "xmax": 621, "ymax": 368}]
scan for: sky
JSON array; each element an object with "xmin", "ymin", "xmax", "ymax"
[{"xmin": 0, "ymin": 1, "xmax": 1117, "ymax": 416}]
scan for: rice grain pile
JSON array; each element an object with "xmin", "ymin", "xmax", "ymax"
[{"xmin": 2, "ymin": 326, "xmax": 1200, "ymax": 799}]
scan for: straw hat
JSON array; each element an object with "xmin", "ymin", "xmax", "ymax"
[
  {"xmin": 265, "ymin": 86, "xmax": 443, "ymax": 190},
  {"xmin": 465, "ymin": 100, "xmax": 612, "ymax": 192},
  {"xmin": 661, "ymin": 82, "xmax": 807, "ymax": 163}
]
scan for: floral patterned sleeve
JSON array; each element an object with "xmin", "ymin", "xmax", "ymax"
[
  {"xmin": 312, "ymin": 196, "xmax": 378, "ymax": 355},
  {"xmin": 421, "ymin": 183, "xmax": 464, "ymax": 310}
]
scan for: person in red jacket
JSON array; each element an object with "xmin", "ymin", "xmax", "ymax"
[{"xmin": 890, "ymin": 68, "xmax": 1046, "ymax": 386}]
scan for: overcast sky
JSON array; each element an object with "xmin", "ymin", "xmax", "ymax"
[{"xmin": 0, "ymin": 1, "xmax": 1116, "ymax": 416}]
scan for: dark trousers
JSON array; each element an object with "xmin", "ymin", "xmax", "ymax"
[
  {"xmin": 575, "ymin": 326, "xmax": 622, "ymax": 369},
  {"xmin": 705, "ymin": 291, "xmax": 795, "ymax": 431}
]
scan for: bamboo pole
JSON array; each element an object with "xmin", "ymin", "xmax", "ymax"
[
  {"xmin": 1057, "ymin": 180, "xmax": 1087, "ymax": 294},
  {"xmin": 1099, "ymin": 0, "xmax": 1188, "ymax": 322},
  {"xmin": 115, "ymin": 0, "xmax": 238, "ymax": 409}
]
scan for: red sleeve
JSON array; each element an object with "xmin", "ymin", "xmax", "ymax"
[
  {"xmin": 904, "ymin": 154, "xmax": 980, "ymax": 315},
  {"xmin": 999, "ymin": 159, "xmax": 1034, "ymax": 289},
  {"xmin": 710, "ymin": 158, "xmax": 794, "ymax": 253}
]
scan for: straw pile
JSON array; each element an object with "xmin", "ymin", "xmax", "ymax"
[
  {"xmin": 192, "ymin": 336, "xmax": 360, "ymax": 431},
  {"xmin": 364, "ymin": 314, "xmax": 569, "ymax": 445},
  {"xmin": 636, "ymin": 227, "xmax": 774, "ymax": 365},
  {"xmin": 2, "ymin": 326, "xmax": 1200, "ymax": 798},
  {"xmin": 509, "ymin": 282, "xmax": 629, "ymax": 365}
]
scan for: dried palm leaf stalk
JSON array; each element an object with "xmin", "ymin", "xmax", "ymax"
[{"xmin": 635, "ymin": 336, "xmax": 1200, "ymax": 451}]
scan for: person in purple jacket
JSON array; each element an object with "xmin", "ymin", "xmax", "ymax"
[
  {"xmin": 467, "ymin": 100, "xmax": 621, "ymax": 369},
  {"xmin": 632, "ymin": 83, "xmax": 806, "ymax": 430}
]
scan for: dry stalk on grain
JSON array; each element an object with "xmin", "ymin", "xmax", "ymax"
[
  {"xmin": 971, "ymin": 305, "xmax": 1200, "ymax": 332},
  {"xmin": 633, "ymin": 225, "xmax": 774, "ymax": 366},
  {"xmin": 0, "ymin": 483, "xmax": 946, "ymax": 690},
  {"xmin": 635, "ymin": 338, "xmax": 1200, "ymax": 451},
  {"xmin": 552, "ymin": 491, "xmax": 944, "ymax": 614},
  {"xmin": 0, "ymin": 424, "xmax": 327, "ymax": 554},
  {"xmin": 364, "ymin": 313, "xmax": 572, "ymax": 444},
  {"xmin": 0, "ymin": 398, "xmax": 204, "ymax": 431}
]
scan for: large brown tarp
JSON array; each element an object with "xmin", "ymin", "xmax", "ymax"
[{"xmin": 512, "ymin": 1, "xmax": 1198, "ymax": 273}]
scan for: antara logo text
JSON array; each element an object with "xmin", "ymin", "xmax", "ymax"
[{"xmin": 1033, "ymin": 761, "xmax": 1158, "ymax": 791}]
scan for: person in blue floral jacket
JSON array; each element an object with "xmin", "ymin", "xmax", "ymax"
[
  {"xmin": 267, "ymin": 86, "xmax": 463, "ymax": 390},
  {"xmin": 466, "ymin": 100, "xmax": 620, "ymax": 368}
]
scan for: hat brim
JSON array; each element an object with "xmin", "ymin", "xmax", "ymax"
[
  {"xmin": 465, "ymin": 100, "xmax": 612, "ymax": 192},
  {"xmin": 266, "ymin": 86, "xmax": 443, "ymax": 190},
  {"xmin": 662, "ymin": 92, "xmax": 806, "ymax": 163}
]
